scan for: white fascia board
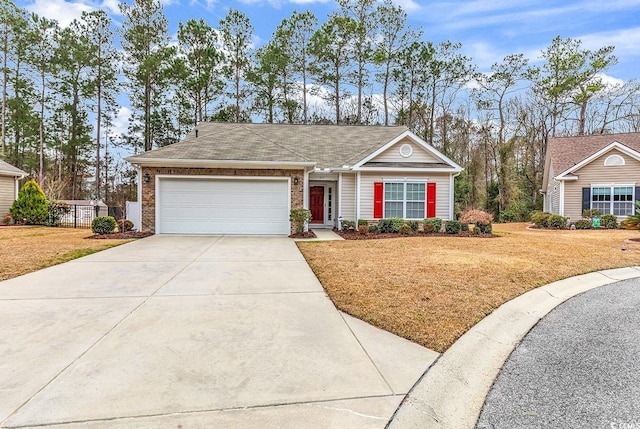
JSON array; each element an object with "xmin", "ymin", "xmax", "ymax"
[
  {"xmin": 555, "ymin": 175, "xmax": 579, "ymax": 181},
  {"xmin": 353, "ymin": 167, "xmax": 462, "ymax": 173},
  {"xmin": 125, "ymin": 157, "xmax": 316, "ymax": 169},
  {"xmin": 0, "ymin": 170, "xmax": 27, "ymax": 178},
  {"xmin": 556, "ymin": 142, "xmax": 640, "ymax": 179},
  {"xmin": 351, "ymin": 130, "xmax": 464, "ymax": 170}
]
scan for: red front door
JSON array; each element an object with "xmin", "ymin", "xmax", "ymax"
[{"xmin": 310, "ymin": 186, "xmax": 325, "ymax": 224}]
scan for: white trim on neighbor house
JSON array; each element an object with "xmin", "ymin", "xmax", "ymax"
[
  {"xmin": 338, "ymin": 172, "xmax": 343, "ymax": 229},
  {"xmin": 590, "ymin": 183, "xmax": 636, "ymax": 217},
  {"xmin": 356, "ymin": 171, "xmax": 361, "ymax": 221},
  {"xmin": 154, "ymin": 175, "xmax": 291, "ymax": 234},
  {"xmin": 555, "ymin": 142, "xmax": 640, "ymax": 180},
  {"xmin": 351, "ymin": 130, "xmax": 463, "ymax": 171},
  {"xmin": 559, "ymin": 181, "xmax": 565, "ymax": 216},
  {"xmin": 449, "ymin": 174, "xmax": 455, "ymax": 220}
]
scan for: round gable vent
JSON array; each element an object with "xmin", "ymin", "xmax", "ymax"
[{"xmin": 399, "ymin": 143, "xmax": 413, "ymax": 158}]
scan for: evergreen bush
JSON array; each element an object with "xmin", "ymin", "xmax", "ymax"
[{"xmin": 10, "ymin": 180, "xmax": 49, "ymax": 225}]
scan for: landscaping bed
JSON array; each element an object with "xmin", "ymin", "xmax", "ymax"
[
  {"xmin": 297, "ymin": 222, "xmax": 640, "ymax": 353},
  {"xmin": 336, "ymin": 229, "xmax": 496, "ymax": 240}
]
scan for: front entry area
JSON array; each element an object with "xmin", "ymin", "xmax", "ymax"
[
  {"xmin": 310, "ymin": 186, "xmax": 324, "ymax": 224},
  {"xmin": 308, "ymin": 183, "xmax": 335, "ymax": 227}
]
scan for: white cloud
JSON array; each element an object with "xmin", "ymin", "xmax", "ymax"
[
  {"xmin": 99, "ymin": 0, "xmax": 120, "ymax": 15},
  {"xmin": 24, "ymin": 0, "xmax": 94, "ymax": 27},
  {"xmin": 391, "ymin": 0, "xmax": 421, "ymax": 12},
  {"xmin": 579, "ymin": 27, "xmax": 640, "ymax": 58},
  {"xmin": 109, "ymin": 106, "xmax": 132, "ymax": 140}
]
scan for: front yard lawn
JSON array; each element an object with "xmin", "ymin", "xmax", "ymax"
[
  {"xmin": 297, "ymin": 223, "xmax": 640, "ymax": 353},
  {"xmin": 0, "ymin": 226, "xmax": 132, "ymax": 281}
]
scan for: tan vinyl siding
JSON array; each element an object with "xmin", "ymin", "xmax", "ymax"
[
  {"xmin": 340, "ymin": 173, "xmax": 356, "ymax": 221},
  {"xmin": 369, "ymin": 138, "xmax": 441, "ymax": 163},
  {"xmin": 563, "ymin": 149, "xmax": 640, "ymax": 220},
  {"xmin": 0, "ymin": 176, "xmax": 16, "ymax": 216},
  {"xmin": 358, "ymin": 173, "xmax": 452, "ymax": 220}
]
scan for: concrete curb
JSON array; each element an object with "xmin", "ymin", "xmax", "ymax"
[{"xmin": 387, "ymin": 266, "xmax": 640, "ymax": 429}]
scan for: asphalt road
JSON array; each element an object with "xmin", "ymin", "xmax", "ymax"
[{"xmin": 476, "ymin": 277, "xmax": 640, "ymax": 429}]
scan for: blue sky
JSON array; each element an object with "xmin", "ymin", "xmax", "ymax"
[
  {"xmin": 17, "ymin": 0, "xmax": 640, "ymax": 80},
  {"xmin": 13, "ymin": 0, "xmax": 640, "ymax": 138}
]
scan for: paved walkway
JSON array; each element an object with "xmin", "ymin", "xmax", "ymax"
[
  {"xmin": 477, "ymin": 277, "xmax": 640, "ymax": 429},
  {"xmin": 0, "ymin": 235, "xmax": 437, "ymax": 428},
  {"xmin": 388, "ymin": 266, "xmax": 640, "ymax": 429}
]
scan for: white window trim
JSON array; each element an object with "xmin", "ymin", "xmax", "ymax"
[
  {"xmin": 383, "ymin": 181, "xmax": 427, "ymax": 219},
  {"xmin": 590, "ymin": 183, "xmax": 635, "ymax": 217},
  {"xmin": 604, "ymin": 154, "xmax": 625, "ymax": 166}
]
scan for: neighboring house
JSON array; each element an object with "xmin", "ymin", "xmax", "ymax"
[
  {"xmin": 0, "ymin": 160, "xmax": 27, "ymax": 217},
  {"xmin": 126, "ymin": 123, "xmax": 463, "ymax": 235},
  {"xmin": 542, "ymin": 133, "xmax": 640, "ymax": 221}
]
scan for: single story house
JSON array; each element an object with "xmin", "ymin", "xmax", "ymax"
[
  {"xmin": 542, "ymin": 132, "xmax": 640, "ymax": 220},
  {"xmin": 0, "ymin": 160, "xmax": 27, "ymax": 217},
  {"xmin": 126, "ymin": 123, "xmax": 463, "ymax": 235}
]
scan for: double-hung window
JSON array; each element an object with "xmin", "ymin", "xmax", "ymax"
[
  {"xmin": 384, "ymin": 182, "xmax": 425, "ymax": 219},
  {"xmin": 591, "ymin": 185, "xmax": 634, "ymax": 216}
]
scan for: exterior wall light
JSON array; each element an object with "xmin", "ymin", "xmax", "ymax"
[{"xmin": 143, "ymin": 173, "xmax": 151, "ymax": 183}]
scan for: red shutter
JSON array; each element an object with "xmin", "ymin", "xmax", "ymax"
[
  {"xmin": 427, "ymin": 182, "xmax": 436, "ymax": 218},
  {"xmin": 374, "ymin": 182, "xmax": 383, "ymax": 219}
]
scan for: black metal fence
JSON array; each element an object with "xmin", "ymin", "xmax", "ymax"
[{"xmin": 48, "ymin": 204, "xmax": 124, "ymax": 229}]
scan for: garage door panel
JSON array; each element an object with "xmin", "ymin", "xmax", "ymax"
[{"xmin": 158, "ymin": 178, "xmax": 290, "ymax": 235}]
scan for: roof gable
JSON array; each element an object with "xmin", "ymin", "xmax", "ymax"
[
  {"xmin": 352, "ymin": 130, "xmax": 462, "ymax": 171},
  {"xmin": 547, "ymin": 133, "xmax": 640, "ymax": 176}
]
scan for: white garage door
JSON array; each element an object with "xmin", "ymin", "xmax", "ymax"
[{"xmin": 157, "ymin": 177, "xmax": 290, "ymax": 235}]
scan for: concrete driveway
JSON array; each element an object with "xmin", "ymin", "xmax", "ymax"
[{"xmin": 0, "ymin": 235, "xmax": 437, "ymax": 428}]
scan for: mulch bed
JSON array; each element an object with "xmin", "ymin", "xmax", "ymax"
[
  {"xmin": 336, "ymin": 230, "xmax": 496, "ymax": 240},
  {"xmin": 289, "ymin": 230, "xmax": 317, "ymax": 239},
  {"xmin": 87, "ymin": 231, "xmax": 154, "ymax": 239}
]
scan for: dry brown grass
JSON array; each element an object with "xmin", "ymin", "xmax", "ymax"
[
  {"xmin": 0, "ymin": 226, "xmax": 131, "ymax": 281},
  {"xmin": 297, "ymin": 223, "xmax": 640, "ymax": 352}
]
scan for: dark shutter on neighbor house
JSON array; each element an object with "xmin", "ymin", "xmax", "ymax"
[
  {"xmin": 374, "ymin": 182, "xmax": 384, "ymax": 219},
  {"xmin": 636, "ymin": 187, "xmax": 640, "ymax": 203},
  {"xmin": 582, "ymin": 188, "xmax": 591, "ymax": 212}
]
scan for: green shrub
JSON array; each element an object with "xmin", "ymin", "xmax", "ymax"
[
  {"xmin": 548, "ymin": 214, "xmax": 567, "ymax": 229},
  {"xmin": 474, "ymin": 222, "xmax": 492, "ymax": 234},
  {"xmin": 367, "ymin": 223, "xmax": 379, "ymax": 233},
  {"xmin": 119, "ymin": 219, "xmax": 134, "ymax": 232},
  {"xmin": 357, "ymin": 219, "xmax": 368, "ymax": 227},
  {"xmin": 399, "ymin": 223, "xmax": 412, "ymax": 235},
  {"xmin": 573, "ymin": 219, "xmax": 592, "ymax": 230},
  {"xmin": 530, "ymin": 211, "xmax": 552, "ymax": 228},
  {"xmin": 290, "ymin": 208, "xmax": 312, "ymax": 234},
  {"xmin": 445, "ymin": 220, "xmax": 462, "ymax": 234},
  {"xmin": 92, "ymin": 216, "xmax": 117, "ymax": 235},
  {"xmin": 582, "ymin": 209, "xmax": 602, "ymax": 219},
  {"xmin": 407, "ymin": 220, "xmax": 419, "ymax": 232},
  {"xmin": 424, "ymin": 217, "xmax": 442, "ymax": 232},
  {"xmin": 600, "ymin": 214, "xmax": 618, "ymax": 229},
  {"xmin": 378, "ymin": 217, "xmax": 404, "ymax": 233},
  {"xmin": 10, "ymin": 180, "xmax": 49, "ymax": 225},
  {"xmin": 498, "ymin": 210, "xmax": 517, "ymax": 223},
  {"xmin": 340, "ymin": 219, "xmax": 356, "ymax": 231}
]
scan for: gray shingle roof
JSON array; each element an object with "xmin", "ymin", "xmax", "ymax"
[
  {"xmin": 128, "ymin": 122, "xmax": 412, "ymax": 169},
  {"xmin": 548, "ymin": 132, "xmax": 640, "ymax": 175},
  {"xmin": 0, "ymin": 159, "xmax": 27, "ymax": 177}
]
